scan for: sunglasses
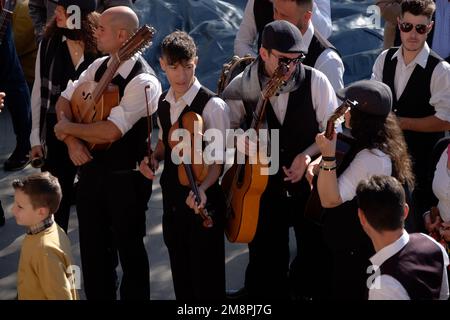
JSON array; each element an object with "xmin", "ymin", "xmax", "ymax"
[
  {"xmin": 399, "ymin": 22, "xmax": 430, "ymax": 34},
  {"xmin": 271, "ymin": 52, "xmax": 306, "ymax": 66}
]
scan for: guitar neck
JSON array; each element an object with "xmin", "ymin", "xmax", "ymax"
[{"xmin": 92, "ymin": 56, "xmax": 122, "ymax": 103}]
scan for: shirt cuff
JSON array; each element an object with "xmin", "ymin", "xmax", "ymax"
[{"xmin": 30, "ymin": 128, "xmax": 41, "ymax": 147}]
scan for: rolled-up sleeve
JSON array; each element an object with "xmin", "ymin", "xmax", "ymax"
[
  {"xmin": 430, "ymin": 61, "xmax": 450, "ymax": 123},
  {"xmin": 202, "ymin": 97, "xmax": 231, "ymax": 163},
  {"xmin": 107, "ymin": 73, "xmax": 161, "ymax": 135}
]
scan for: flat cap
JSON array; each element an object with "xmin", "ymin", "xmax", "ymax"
[
  {"xmin": 261, "ymin": 20, "xmax": 303, "ymax": 53},
  {"xmin": 337, "ymin": 80, "xmax": 392, "ymax": 117}
]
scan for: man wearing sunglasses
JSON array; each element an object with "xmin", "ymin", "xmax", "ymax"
[
  {"xmin": 371, "ymin": 0, "xmax": 450, "ymax": 234},
  {"xmin": 223, "ymin": 20, "xmax": 338, "ymax": 300}
]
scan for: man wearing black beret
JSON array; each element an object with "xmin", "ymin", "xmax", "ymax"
[{"xmin": 223, "ymin": 20, "xmax": 339, "ymax": 300}]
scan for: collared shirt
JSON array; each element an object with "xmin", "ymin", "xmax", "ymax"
[
  {"xmin": 233, "ymin": 0, "xmax": 332, "ymax": 57},
  {"xmin": 61, "ymin": 55, "xmax": 162, "ymax": 136},
  {"xmin": 431, "ymin": 0, "xmax": 450, "ymax": 60},
  {"xmin": 157, "ymin": 78, "xmax": 230, "ymax": 162},
  {"xmin": 371, "ymin": 43, "xmax": 450, "ymax": 123},
  {"xmin": 227, "ymin": 66, "xmax": 338, "ymax": 131},
  {"xmin": 30, "ymin": 37, "xmax": 87, "ymax": 147},
  {"xmin": 27, "ymin": 215, "xmax": 54, "ymax": 235},
  {"xmin": 300, "ymin": 23, "xmax": 344, "ymax": 92},
  {"xmin": 433, "ymin": 145, "xmax": 450, "ymax": 222},
  {"xmin": 338, "ymin": 148, "xmax": 392, "ymax": 203},
  {"xmin": 369, "ymin": 231, "xmax": 450, "ymax": 300}
]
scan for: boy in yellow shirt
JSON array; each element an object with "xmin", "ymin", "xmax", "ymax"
[{"xmin": 12, "ymin": 172, "xmax": 78, "ymax": 300}]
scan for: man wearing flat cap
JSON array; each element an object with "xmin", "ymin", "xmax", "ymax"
[
  {"xmin": 371, "ymin": 0, "xmax": 450, "ymax": 233},
  {"xmin": 223, "ymin": 19, "xmax": 338, "ymax": 300}
]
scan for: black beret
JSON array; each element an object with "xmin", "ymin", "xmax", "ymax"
[
  {"xmin": 261, "ymin": 20, "xmax": 303, "ymax": 53},
  {"xmin": 337, "ymin": 80, "xmax": 392, "ymax": 117}
]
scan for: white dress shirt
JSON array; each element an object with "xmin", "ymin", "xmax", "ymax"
[
  {"xmin": 433, "ymin": 145, "xmax": 450, "ymax": 222},
  {"xmin": 371, "ymin": 43, "xmax": 450, "ymax": 123},
  {"xmin": 157, "ymin": 78, "xmax": 230, "ymax": 162},
  {"xmin": 301, "ymin": 23, "xmax": 344, "ymax": 92},
  {"xmin": 338, "ymin": 149, "xmax": 392, "ymax": 203},
  {"xmin": 30, "ymin": 37, "xmax": 86, "ymax": 147},
  {"xmin": 369, "ymin": 231, "xmax": 450, "ymax": 300},
  {"xmin": 227, "ymin": 67, "xmax": 338, "ymax": 132},
  {"xmin": 61, "ymin": 55, "xmax": 162, "ymax": 136},
  {"xmin": 431, "ymin": 0, "xmax": 450, "ymax": 60},
  {"xmin": 234, "ymin": 0, "xmax": 333, "ymax": 57}
]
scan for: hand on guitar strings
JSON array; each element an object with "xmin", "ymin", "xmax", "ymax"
[
  {"xmin": 186, "ymin": 187, "xmax": 207, "ymax": 215},
  {"xmin": 139, "ymin": 155, "xmax": 159, "ymax": 180},
  {"xmin": 283, "ymin": 153, "xmax": 312, "ymax": 184},
  {"xmin": 236, "ymin": 135, "xmax": 258, "ymax": 157}
]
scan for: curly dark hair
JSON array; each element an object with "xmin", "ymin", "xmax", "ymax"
[
  {"xmin": 350, "ymin": 109, "xmax": 415, "ymax": 190},
  {"xmin": 401, "ymin": 0, "xmax": 436, "ymax": 20},
  {"xmin": 43, "ymin": 11, "xmax": 100, "ymax": 55},
  {"xmin": 160, "ymin": 30, "xmax": 197, "ymax": 65}
]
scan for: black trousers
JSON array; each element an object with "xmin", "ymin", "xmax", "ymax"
[
  {"xmin": 76, "ymin": 163, "xmax": 152, "ymax": 300},
  {"xmin": 161, "ymin": 184, "xmax": 225, "ymax": 301},
  {"xmin": 42, "ymin": 114, "xmax": 77, "ymax": 233}
]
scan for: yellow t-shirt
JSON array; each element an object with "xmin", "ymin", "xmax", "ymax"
[{"xmin": 17, "ymin": 223, "xmax": 78, "ymax": 300}]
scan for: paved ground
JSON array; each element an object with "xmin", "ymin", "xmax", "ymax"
[{"xmin": 0, "ymin": 109, "xmax": 297, "ymax": 300}]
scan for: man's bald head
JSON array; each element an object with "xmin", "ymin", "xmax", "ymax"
[{"xmin": 102, "ymin": 6, "xmax": 139, "ymax": 36}]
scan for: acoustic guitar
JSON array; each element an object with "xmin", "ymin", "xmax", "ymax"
[
  {"xmin": 70, "ymin": 24, "xmax": 155, "ymax": 151},
  {"xmin": 221, "ymin": 63, "xmax": 289, "ymax": 243}
]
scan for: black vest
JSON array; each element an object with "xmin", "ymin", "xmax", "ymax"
[
  {"xmin": 302, "ymin": 31, "xmax": 340, "ymax": 68},
  {"xmin": 382, "ymin": 47, "xmax": 445, "ymax": 183},
  {"xmin": 158, "ymin": 86, "xmax": 223, "ymax": 205},
  {"xmin": 380, "ymin": 233, "xmax": 444, "ymax": 300},
  {"xmin": 90, "ymin": 56, "xmax": 155, "ymax": 171},
  {"xmin": 254, "ymin": 0, "xmax": 274, "ymax": 49},
  {"xmin": 244, "ymin": 66, "xmax": 319, "ymax": 196}
]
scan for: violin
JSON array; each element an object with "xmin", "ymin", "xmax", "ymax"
[{"xmin": 168, "ymin": 111, "xmax": 213, "ymax": 228}]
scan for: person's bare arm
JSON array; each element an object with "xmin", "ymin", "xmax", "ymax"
[{"xmin": 397, "ymin": 115, "xmax": 450, "ymax": 132}]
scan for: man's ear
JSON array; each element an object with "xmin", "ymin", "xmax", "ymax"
[
  {"xmin": 358, "ymin": 208, "xmax": 367, "ymax": 227},
  {"xmin": 403, "ymin": 203, "xmax": 409, "ymax": 221},
  {"xmin": 259, "ymin": 47, "xmax": 269, "ymax": 61},
  {"xmin": 427, "ymin": 20, "xmax": 434, "ymax": 34},
  {"xmin": 159, "ymin": 57, "xmax": 166, "ymax": 72}
]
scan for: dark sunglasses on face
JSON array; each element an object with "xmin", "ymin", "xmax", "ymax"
[
  {"xmin": 399, "ymin": 22, "xmax": 430, "ymax": 34},
  {"xmin": 273, "ymin": 52, "xmax": 306, "ymax": 66}
]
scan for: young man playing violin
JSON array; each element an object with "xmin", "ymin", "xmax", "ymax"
[
  {"xmin": 222, "ymin": 20, "xmax": 338, "ymax": 300},
  {"xmin": 53, "ymin": 6, "xmax": 161, "ymax": 300},
  {"xmin": 139, "ymin": 31, "xmax": 230, "ymax": 300}
]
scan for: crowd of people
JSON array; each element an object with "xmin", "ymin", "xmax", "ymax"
[{"xmin": 0, "ymin": 0, "xmax": 449, "ymax": 300}]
